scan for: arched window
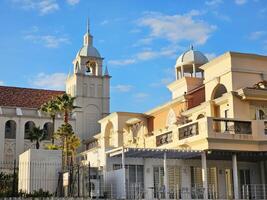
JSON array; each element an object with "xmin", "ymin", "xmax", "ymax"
[
  {"xmin": 212, "ymin": 84, "xmax": 227, "ymax": 99},
  {"xmin": 197, "ymin": 114, "xmax": 205, "ymax": 120},
  {"xmin": 5, "ymin": 120, "xmax": 16, "ymax": 139},
  {"xmin": 105, "ymin": 122, "xmax": 115, "ymax": 147},
  {"xmin": 24, "ymin": 121, "xmax": 35, "ymax": 139},
  {"xmin": 43, "ymin": 122, "xmax": 53, "ymax": 140}
]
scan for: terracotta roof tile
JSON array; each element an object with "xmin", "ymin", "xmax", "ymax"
[{"xmin": 0, "ymin": 86, "xmax": 64, "ymax": 109}]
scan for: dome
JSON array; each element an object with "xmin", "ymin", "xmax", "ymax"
[
  {"xmin": 78, "ymin": 45, "xmax": 101, "ymax": 58},
  {"xmin": 176, "ymin": 46, "xmax": 208, "ymax": 67}
]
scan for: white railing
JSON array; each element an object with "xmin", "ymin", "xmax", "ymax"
[{"xmin": 241, "ymin": 184, "xmax": 267, "ymax": 200}]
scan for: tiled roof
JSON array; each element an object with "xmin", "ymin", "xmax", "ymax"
[{"xmin": 0, "ymin": 86, "xmax": 64, "ymax": 109}]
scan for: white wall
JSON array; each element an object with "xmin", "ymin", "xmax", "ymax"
[{"xmin": 18, "ymin": 149, "xmax": 62, "ymax": 194}]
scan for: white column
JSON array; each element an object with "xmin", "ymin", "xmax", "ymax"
[
  {"xmin": 260, "ymin": 161, "xmax": 266, "ymax": 199},
  {"xmin": 122, "ymin": 147, "xmax": 126, "ymax": 199},
  {"xmin": 232, "ymin": 154, "xmax": 239, "ymax": 199},
  {"xmin": 164, "ymin": 152, "xmax": 169, "ymax": 199},
  {"xmin": 201, "ymin": 151, "xmax": 208, "ymax": 199},
  {"xmin": 181, "ymin": 66, "xmax": 184, "ymax": 78},
  {"xmin": 193, "ymin": 64, "xmax": 196, "ymax": 77}
]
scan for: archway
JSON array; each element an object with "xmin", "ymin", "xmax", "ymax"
[
  {"xmin": 43, "ymin": 122, "xmax": 53, "ymax": 140},
  {"xmin": 24, "ymin": 121, "xmax": 35, "ymax": 139},
  {"xmin": 104, "ymin": 121, "xmax": 115, "ymax": 147},
  {"xmin": 212, "ymin": 84, "xmax": 227, "ymax": 100}
]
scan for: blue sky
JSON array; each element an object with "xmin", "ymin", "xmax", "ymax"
[{"xmin": 0, "ymin": 0, "xmax": 266, "ymax": 113}]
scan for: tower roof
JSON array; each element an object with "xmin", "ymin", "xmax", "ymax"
[
  {"xmin": 76, "ymin": 19, "xmax": 101, "ymax": 58},
  {"xmin": 176, "ymin": 45, "xmax": 208, "ymax": 67}
]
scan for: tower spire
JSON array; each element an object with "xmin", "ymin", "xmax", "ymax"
[
  {"xmin": 87, "ymin": 17, "xmax": 90, "ymax": 34},
  {"xmin": 104, "ymin": 65, "xmax": 109, "ymax": 76},
  {"xmin": 83, "ymin": 17, "xmax": 92, "ymax": 46}
]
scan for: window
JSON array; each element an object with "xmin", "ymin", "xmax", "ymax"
[
  {"xmin": 196, "ymin": 114, "xmax": 205, "ymax": 120},
  {"xmin": 43, "ymin": 122, "xmax": 53, "ymax": 140},
  {"xmin": 5, "ymin": 120, "xmax": 16, "ymax": 139},
  {"xmin": 24, "ymin": 121, "xmax": 35, "ymax": 139},
  {"xmin": 212, "ymin": 84, "xmax": 227, "ymax": 99}
]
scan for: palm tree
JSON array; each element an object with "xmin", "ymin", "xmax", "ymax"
[
  {"xmin": 40, "ymin": 99, "xmax": 60, "ymax": 144},
  {"xmin": 56, "ymin": 93, "xmax": 78, "ymax": 123},
  {"xmin": 55, "ymin": 123, "xmax": 78, "ymax": 167},
  {"xmin": 28, "ymin": 126, "xmax": 45, "ymax": 149},
  {"xmin": 67, "ymin": 134, "xmax": 80, "ymax": 164}
]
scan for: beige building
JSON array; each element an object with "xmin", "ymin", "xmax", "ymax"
[
  {"xmin": 81, "ymin": 48, "xmax": 267, "ymax": 199},
  {"xmin": 1, "ymin": 20, "xmax": 267, "ymax": 199}
]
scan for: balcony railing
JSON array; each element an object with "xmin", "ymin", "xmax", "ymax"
[
  {"xmin": 178, "ymin": 122, "xmax": 199, "ymax": 140},
  {"xmin": 156, "ymin": 131, "xmax": 173, "ymax": 146},
  {"xmin": 212, "ymin": 118, "xmax": 252, "ymax": 135}
]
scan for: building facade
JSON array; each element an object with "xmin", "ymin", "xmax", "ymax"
[{"xmin": 82, "ymin": 48, "xmax": 267, "ymax": 199}]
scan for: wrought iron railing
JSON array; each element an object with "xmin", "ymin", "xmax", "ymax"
[
  {"xmin": 213, "ymin": 118, "xmax": 252, "ymax": 135},
  {"xmin": 178, "ymin": 122, "xmax": 199, "ymax": 140}
]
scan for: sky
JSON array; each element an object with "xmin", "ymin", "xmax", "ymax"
[{"xmin": 0, "ymin": 0, "xmax": 267, "ymax": 113}]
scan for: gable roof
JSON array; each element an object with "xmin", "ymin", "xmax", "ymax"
[{"xmin": 0, "ymin": 86, "xmax": 64, "ymax": 109}]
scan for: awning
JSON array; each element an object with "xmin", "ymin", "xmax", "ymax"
[{"xmin": 107, "ymin": 147, "xmax": 202, "ymax": 159}]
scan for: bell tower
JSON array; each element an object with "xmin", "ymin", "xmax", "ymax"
[{"xmin": 66, "ymin": 19, "xmax": 111, "ymax": 141}]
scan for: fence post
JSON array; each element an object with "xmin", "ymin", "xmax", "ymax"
[
  {"xmin": 12, "ymin": 159, "xmax": 16, "ymax": 196},
  {"xmin": 77, "ymin": 164, "xmax": 80, "ymax": 197},
  {"xmin": 110, "ymin": 183, "xmax": 113, "ymax": 199},
  {"xmin": 88, "ymin": 162, "xmax": 91, "ymax": 198},
  {"xmin": 242, "ymin": 185, "xmax": 245, "ymax": 199}
]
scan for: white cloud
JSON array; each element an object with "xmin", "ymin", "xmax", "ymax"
[
  {"xmin": 24, "ymin": 34, "xmax": 70, "ymax": 48},
  {"xmin": 30, "ymin": 72, "xmax": 67, "ymax": 90},
  {"xmin": 205, "ymin": 53, "xmax": 217, "ymax": 60},
  {"xmin": 134, "ymin": 92, "xmax": 149, "ymax": 101},
  {"xmin": 137, "ymin": 10, "xmax": 216, "ymax": 45},
  {"xmin": 100, "ymin": 20, "xmax": 109, "ymax": 25},
  {"xmin": 108, "ymin": 59, "xmax": 136, "ymax": 66},
  {"xmin": 12, "ymin": 0, "xmax": 59, "ymax": 15},
  {"xmin": 66, "ymin": 0, "xmax": 79, "ymax": 5},
  {"xmin": 109, "ymin": 45, "xmax": 181, "ymax": 66},
  {"xmin": 111, "ymin": 84, "xmax": 133, "ymax": 92},
  {"xmin": 150, "ymin": 77, "xmax": 174, "ymax": 87},
  {"xmin": 235, "ymin": 0, "xmax": 247, "ymax": 5},
  {"xmin": 248, "ymin": 31, "xmax": 267, "ymax": 40},
  {"xmin": 0, "ymin": 81, "xmax": 4, "ymax": 86},
  {"xmin": 212, "ymin": 11, "xmax": 231, "ymax": 22},
  {"xmin": 136, "ymin": 45, "xmax": 178, "ymax": 60},
  {"xmin": 205, "ymin": 0, "xmax": 223, "ymax": 6}
]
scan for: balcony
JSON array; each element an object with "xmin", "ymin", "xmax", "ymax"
[
  {"xmin": 212, "ymin": 118, "xmax": 252, "ymax": 135},
  {"xmin": 177, "ymin": 117, "xmax": 267, "ymax": 151}
]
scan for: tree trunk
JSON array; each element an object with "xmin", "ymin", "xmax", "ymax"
[
  {"xmin": 36, "ymin": 140, "xmax": 40, "ymax": 149},
  {"xmin": 64, "ymin": 111, "xmax": 69, "ymax": 124}
]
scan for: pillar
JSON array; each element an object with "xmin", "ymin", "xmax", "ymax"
[
  {"xmin": 232, "ymin": 154, "xmax": 239, "ymax": 199},
  {"xmin": 201, "ymin": 151, "xmax": 208, "ymax": 199},
  {"xmin": 193, "ymin": 64, "xmax": 196, "ymax": 77},
  {"xmin": 164, "ymin": 152, "xmax": 169, "ymax": 199},
  {"xmin": 260, "ymin": 161, "xmax": 266, "ymax": 199},
  {"xmin": 181, "ymin": 66, "xmax": 184, "ymax": 78},
  {"xmin": 122, "ymin": 147, "xmax": 126, "ymax": 199}
]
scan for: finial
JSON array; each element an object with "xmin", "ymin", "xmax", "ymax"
[
  {"xmin": 190, "ymin": 44, "xmax": 194, "ymax": 50},
  {"xmin": 104, "ymin": 65, "xmax": 109, "ymax": 76}
]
